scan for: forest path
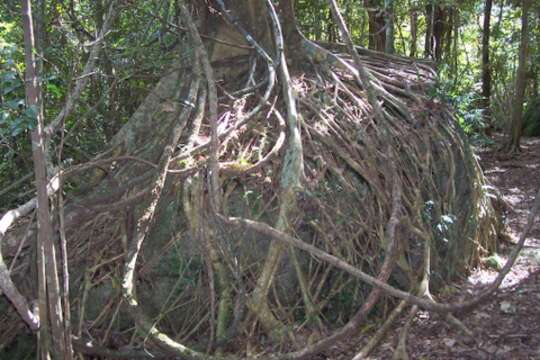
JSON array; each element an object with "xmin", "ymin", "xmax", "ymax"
[{"xmin": 347, "ymin": 136, "xmax": 540, "ymax": 359}]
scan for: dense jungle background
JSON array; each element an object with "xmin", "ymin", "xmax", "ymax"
[{"xmin": 0, "ymin": 0, "xmax": 539, "ymax": 359}]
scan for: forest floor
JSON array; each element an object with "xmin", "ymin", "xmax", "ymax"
[{"xmin": 342, "ymin": 135, "xmax": 540, "ymax": 360}]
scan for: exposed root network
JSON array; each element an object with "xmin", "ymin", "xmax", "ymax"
[{"xmin": 0, "ymin": 1, "xmax": 506, "ymax": 359}]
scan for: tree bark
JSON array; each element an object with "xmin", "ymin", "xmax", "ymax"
[
  {"xmin": 425, "ymin": 2, "xmax": 447, "ymax": 61},
  {"xmin": 481, "ymin": 0, "xmax": 493, "ymax": 126},
  {"xmin": 410, "ymin": 3, "xmax": 417, "ymax": 57},
  {"xmin": 22, "ymin": 0, "xmax": 71, "ymax": 358},
  {"xmin": 432, "ymin": 5, "xmax": 447, "ymax": 61},
  {"xmin": 445, "ymin": 6, "xmax": 454, "ymax": 58},
  {"xmin": 452, "ymin": 7, "xmax": 459, "ymax": 73},
  {"xmin": 424, "ymin": 2, "xmax": 434, "ymax": 58},
  {"xmin": 507, "ymin": 0, "xmax": 530, "ymax": 152},
  {"xmin": 384, "ymin": 0, "xmax": 395, "ymax": 53},
  {"xmin": 365, "ymin": 0, "xmax": 386, "ymax": 51}
]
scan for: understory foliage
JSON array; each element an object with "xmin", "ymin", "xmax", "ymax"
[{"xmin": 0, "ymin": 1, "xmax": 508, "ymax": 359}]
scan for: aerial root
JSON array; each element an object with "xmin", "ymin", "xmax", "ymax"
[
  {"xmin": 352, "ymin": 300, "xmax": 408, "ymax": 359},
  {"xmin": 0, "ymin": 4, "xmax": 516, "ymax": 357}
]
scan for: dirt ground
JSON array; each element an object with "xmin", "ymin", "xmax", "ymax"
[{"xmin": 338, "ymin": 136, "xmax": 540, "ymax": 360}]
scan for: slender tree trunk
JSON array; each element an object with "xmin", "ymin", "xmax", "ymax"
[
  {"xmin": 532, "ymin": 62, "xmax": 539, "ymax": 99},
  {"xmin": 35, "ymin": 0, "xmax": 46, "ymax": 128},
  {"xmin": 94, "ymin": 0, "xmax": 120, "ymax": 141},
  {"xmin": 481, "ymin": 0, "xmax": 493, "ymax": 128},
  {"xmin": 445, "ymin": 6, "xmax": 454, "ymax": 57},
  {"xmin": 21, "ymin": 4, "xmax": 51, "ymax": 359},
  {"xmin": 384, "ymin": 0, "xmax": 395, "ymax": 53},
  {"xmin": 432, "ymin": 5, "xmax": 447, "ymax": 61},
  {"xmin": 410, "ymin": 3, "xmax": 417, "ymax": 57},
  {"xmin": 327, "ymin": 9, "xmax": 337, "ymax": 42},
  {"xmin": 452, "ymin": 7, "xmax": 459, "ymax": 73},
  {"xmin": 507, "ymin": 0, "xmax": 530, "ymax": 152},
  {"xmin": 531, "ymin": 10, "xmax": 539, "ymax": 98},
  {"xmin": 22, "ymin": 1, "xmax": 71, "ymax": 358},
  {"xmin": 425, "ymin": 2, "xmax": 434, "ymax": 58}
]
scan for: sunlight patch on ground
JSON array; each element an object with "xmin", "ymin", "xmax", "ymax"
[
  {"xmin": 468, "ymin": 254, "xmax": 529, "ymax": 289},
  {"xmin": 484, "ymin": 166, "xmax": 506, "ymax": 174},
  {"xmin": 504, "ymin": 194, "xmax": 524, "ymax": 207}
]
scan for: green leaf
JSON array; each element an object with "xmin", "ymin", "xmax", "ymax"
[
  {"xmin": 4, "ymin": 99, "xmax": 24, "ymax": 110},
  {"xmin": 1, "ymin": 71, "xmax": 17, "ymax": 82},
  {"xmin": 0, "ymin": 111, "xmax": 8, "ymax": 124},
  {"xmin": 10, "ymin": 117, "xmax": 24, "ymax": 137},
  {"xmin": 485, "ymin": 254, "xmax": 504, "ymax": 271},
  {"xmin": 46, "ymin": 83, "xmax": 62, "ymax": 98},
  {"xmin": 2, "ymin": 84, "xmax": 21, "ymax": 95},
  {"xmin": 24, "ymin": 105, "xmax": 38, "ymax": 121}
]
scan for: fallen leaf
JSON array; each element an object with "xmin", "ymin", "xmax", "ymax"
[
  {"xmin": 475, "ymin": 311, "xmax": 490, "ymax": 319},
  {"xmin": 443, "ymin": 338, "xmax": 456, "ymax": 347},
  {"xmin": 499, "ymin": 301, "xmax": 516, "ymax": 314}
]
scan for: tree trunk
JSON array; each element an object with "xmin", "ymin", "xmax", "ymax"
[
  {"xmin": 432, "ymin": 5, "xmax": 447, "ymax": 61},
  {"xmin": 410, "ymin": 3, "xmax": 417, "ymax": 57},
  {"xmin": 425, "ymin": 2, "xmax": 447, "ymax": 61},
  {"xmin": 452, "ymin": 7, "xmax": 460, "ymax": 73},
  {"xmin": 481, "ymin": 0, "xmax": 493, "ymax": 128},
  {"xmin": 22, "ymin": 0, "xmax": 71, "ymax": 358},
  {"xmin": 384, "ymin": 0, "xmax": 395, "ymax": 53},
  {"xmin": 507, "ymin": 0, "xmax": 530, "ymax": 152},
  {"xmin": 365, "ymin": 0, "xmax": 386, "ymax": 51},
  {"xmin": 445, "ymin": 6, "xmax": 454, "ymax": 58},
  {"xmin": 425, "ymin": 2, "xmax": 434, "ymax": 58}
]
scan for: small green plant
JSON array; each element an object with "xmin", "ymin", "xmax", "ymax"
[
  {"xmin": 0, "ymin": 45, "xmax": 37, "ymax": 137},
  {"xmin": 429, "ymin": 64, "xmax": 494, "ymax": 145},
  {"xmin": 484, "ymin": 253, "xmax": 505, "ymax": 271}
]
